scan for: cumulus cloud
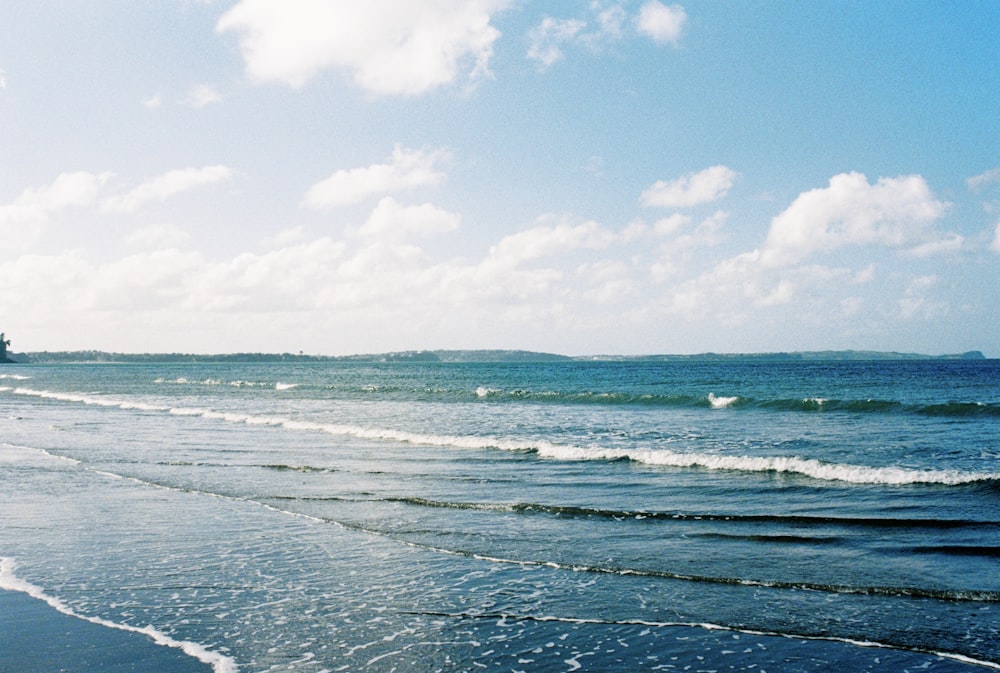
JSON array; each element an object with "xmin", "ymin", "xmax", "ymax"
[
  {"xmin": 652, "ymin": 213, "xmax": 691, "ymax": 236},
  {"xmin": 11, "ymin": 172, "xmax": 109, "ymax": 211},
  {"xmin": 898, "ymin": 274, "xmax": 947, "ymax": 321},
  {"xmin": 185, "ymin": 83, "xmax": 223, "ymax": 107},
  {"xmin": 217, "ymin": 0, "xmax": 510, "ymax": 95},
  {"xmin": 127, "ymin": 224, "xmax": 192, "ymax": 250},
  {"xmin": 302, "ymin": 145, "xmax": 448, "ymax": 209},
  {"xmin": 102, "ymin": 165, "xmax": 234, "ymax": 213},
  {"xmin": 905, "ymin": 232, "xmax": 964, "ymax": 258},
  {"xmin": 527, "ymin": 17, "xmax": 587, "ymax": 69},
  {"xmin": 967, "ymin": 167, "xmax": 1000, "ymax": 192},
  {"xmin": 595, "ymin": 4, "xmax": 628, "ymax": 38},
  {"xmin": 992, "ymin": 222, "xmax": 1000, "ymax": 254},
  {"xmin": 760, "ymin": 172, "xmax": 947, "ymax": 266},
  {"xmin": 635, "ymin": 1, "xmax": 687, "ymax": 45},
  {"xmin": 357, "ymin": 197, "xmax": 461, "ymax": 240},
  {"xmin": 0, "ymin": 171, "xmax": 112, "ymax": 245},
  {"xmin": 527, "ymin": 2, "xmax": 685, "ymax": 69},
  {"xmin": 487, "ymin": 216, "xmax": 618, "ymax": 266},
  {"xmin": 641, "ymin": 165, "xmax": 738, "ymax": 208}
]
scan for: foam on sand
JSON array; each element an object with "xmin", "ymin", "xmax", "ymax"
[{"xmin": 0, "ymin": 558, "xmax": 238, "ymax": 673}]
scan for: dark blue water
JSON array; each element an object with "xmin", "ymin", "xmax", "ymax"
[{"xmin": 1, "ymin": 360, "xmax": 998, "ymax": 671}]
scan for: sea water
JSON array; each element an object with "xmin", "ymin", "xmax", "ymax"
[{"xmin": 1, "ymin": 359, "xmax": 998, "ymax": 672}]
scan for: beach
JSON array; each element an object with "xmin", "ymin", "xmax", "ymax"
[{"xmin": 0, "ymin": 589, "xmax": 213, "ymax": 673}]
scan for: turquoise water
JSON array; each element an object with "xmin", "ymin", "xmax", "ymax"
[{"xmin": 1, "ymin": 360, "xmax": 998, "ymax": 671}]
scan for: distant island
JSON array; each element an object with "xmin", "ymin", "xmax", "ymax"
[{"xmin": 12, "ymin": 349, "xmax": 988, "ymax": 364}]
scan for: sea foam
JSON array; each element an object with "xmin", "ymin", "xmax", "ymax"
[{"xmin": 708, "ymin": 393, "xmax": 739, "ymax": 409}]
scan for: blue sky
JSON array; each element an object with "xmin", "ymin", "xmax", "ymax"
[{"xmin": 1, "ymin": 0, "xmax": 998, "ymax": 356}]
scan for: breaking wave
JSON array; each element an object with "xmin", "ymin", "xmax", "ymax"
[
  {"xmin": 383, "ymin": 497, "xmax": 1000, "ymax": 529},
  {"xmin": 4, "ymin": 386, "xmax": 998, "ymax": 487}
]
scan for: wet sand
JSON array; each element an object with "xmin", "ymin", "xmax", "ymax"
[{"xmin": 0, "ymin": 589, "xmax": 212, "ymax": 673}]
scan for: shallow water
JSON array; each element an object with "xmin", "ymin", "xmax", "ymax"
[{"xmin": 1, "ymin": 360, "xmax": 998, "ymax": 671}]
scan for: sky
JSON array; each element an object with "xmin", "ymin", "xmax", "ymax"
[{"xmin": 1, "ymin": 1, "xmax": 998, "ymax": 356}]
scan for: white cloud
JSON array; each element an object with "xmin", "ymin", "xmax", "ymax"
[
  {"xmin": 905, "ymin": 232, "xmax": 964, "ymax": 258},
  {"xmin": 527, "ymin": 17, "xmax": 587, "ymax": 69},
  {"xmin": 263, "ymin": 226, "xmax": 307, "ymax": 248},
  {"xmin": 760, "ymin": 172, "xmax": 947, "ymax": 266},
  {"xmin": 967, "ymin": 167, "xmax": 1000, "ymax": 192},
  {"xmin": 635, "ymin": 1, "xmax": 687, "ymax": 45},
  {"xmin": 357, "ymin": 197, "xmax": 461, "ymax": 240},
  {"xmin": 596, "ymin": 4, "xmax": 628, "ymax": 38},
  {"xmin": 898, "ymin": 275, "xmax": 947, "ymax": 321},
  {"xmin": 527, "ymin": 2, "xmax": 678, "ymax": 71},
  {"xmin": 652, "ymin": 213, "xmax": 690, "ymax": 236},
  {"xmin": 217, "ymin": 0, "xmax": 510, "ymax": 95},
  {"xmin": 0, "ymin": 171, "xmax": 112, "ymax": 247},
  {"xmin": 186, "ymin": 83, "xmax": 223, "ymax": 107},
  {"xmin": 0, "ymin": 68, "xmax": 6, "ymax": 89},
  {"xmin": 302, "ymin": 145, "xmax": 448, "ymax": 209},
  {"xmin": 6, "ymin": 171, "xmax": 110, "ymax": 211},
  {"xmin": 641, "ymin": 165, "xmax": 738, "ymax": 208},
  {"xmin": 143, "ymin": 92, "xmax": 163, "ymax": 109},
  {"xmin": 126, "ymin": 224, "xmax": 191, "ymax": 250},
  {"xmin": 671, "ymin": 210, "xmax": 727, "ymax": 250},
  {"xmin": 992, "ymin": 221, "xmax": 1000, "ymax": 254},
  {"xmin": 488, "ymin": 216, "xmax": 617, "ymax": 266},
  {"xmin": 102, "ymin": 165, "xmax": 234, "ymax": 214}
]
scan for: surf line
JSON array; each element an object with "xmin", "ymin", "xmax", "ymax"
[
  {"xmin": 13, "ymin": 441, "xmax": 996, "ymax": 607},
  {"xmin": 395, "ymin": 609, "xmax": 1000, "ymax": 671},
  {"xmin": 7, "ymin": 386, "xmax": 998, "ymax": 487},
  {"xmin": 27, "ymin": 452, "xmax": 999, "ymax": 605},
  {"xmin": 0, "ymin": 557, "xmax": 238, "ymax": 673},
  {"xmin": 19, "ymin": 458, "xmax": 998, "ymax": 668}
]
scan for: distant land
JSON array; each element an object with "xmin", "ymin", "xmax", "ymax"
[{"xmin": 6, "ymin": 349, "xmax": 988, "ymax": 364}]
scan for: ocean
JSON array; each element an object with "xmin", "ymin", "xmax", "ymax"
[{"xmin": 1, "ymin": 359, "xmax": 998, "ymax": 672}]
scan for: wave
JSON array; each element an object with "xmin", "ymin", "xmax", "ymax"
[
  {"xmin": 909, "ymin": 545, "xmax": 1000, "ymax": 558},
  {"xmin": 345, "ymin": 381, "xmax": 1000, "ymax": 418},
  {"xmin": 395, "ymin": 610, "xmax": 1000, "ymax": 671},
  {"xmin": 6, "ymin": 386, "xmax": 999, "ymax": 487},
  {"xmin": 32, "ymin": 374, "xmax": 1000, "ymax": 418},
  {"xmin": 708, "ymin": 393, "xmax": 739, "ymax": 409},
  {"xmin": 383, "ymin": 497, "xmax": 1000, "ymax": 529},
  {"xmin": 0, "ymin": 373, "xmax": 31, "ymax": 380},
  {"xmin": 463, "ymin": 387, "xmax": 1000, "ymax": 418},
  {"xmin": 155, "ymin": 377, "xmax": 272, "ymax": 388},
  {"xmin": 310, "ymin": 511, "xmax": 1000, "ymax": 604},
  {"xmin": 426, "ymin": 547, "xmax": 1000, "ymax": 603},
  {"xmin": 14, "ymin": 452, "xmax": 997, "ymax": 663},
  {"xmin": 1, "ymin": 443, "xmax": 83, "ymax": 466},
  {"xmin": 0, "ymin": 557, "xmax": 237, "ymax": 673}
]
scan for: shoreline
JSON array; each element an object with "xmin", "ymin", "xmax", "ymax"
[{"xmin": 0, "ymin": 589, "xmax": 216, "ymax": 673}]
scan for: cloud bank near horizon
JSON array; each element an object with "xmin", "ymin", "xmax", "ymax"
[{"xmin": 2, "ymin": 151, "xmax": 990, "ymax": 354}]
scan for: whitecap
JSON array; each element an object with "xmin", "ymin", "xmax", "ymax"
[
  {"xmin": 708, "ymin": 393, "xmax": 738, "ymax": 409},
  {"xmin": 9, "ymin": 385, "xmax": 997, "ymax": 487},
  {"xmin": 275, "ymin": 382, "xmax": 299, "ymax": 391}
]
